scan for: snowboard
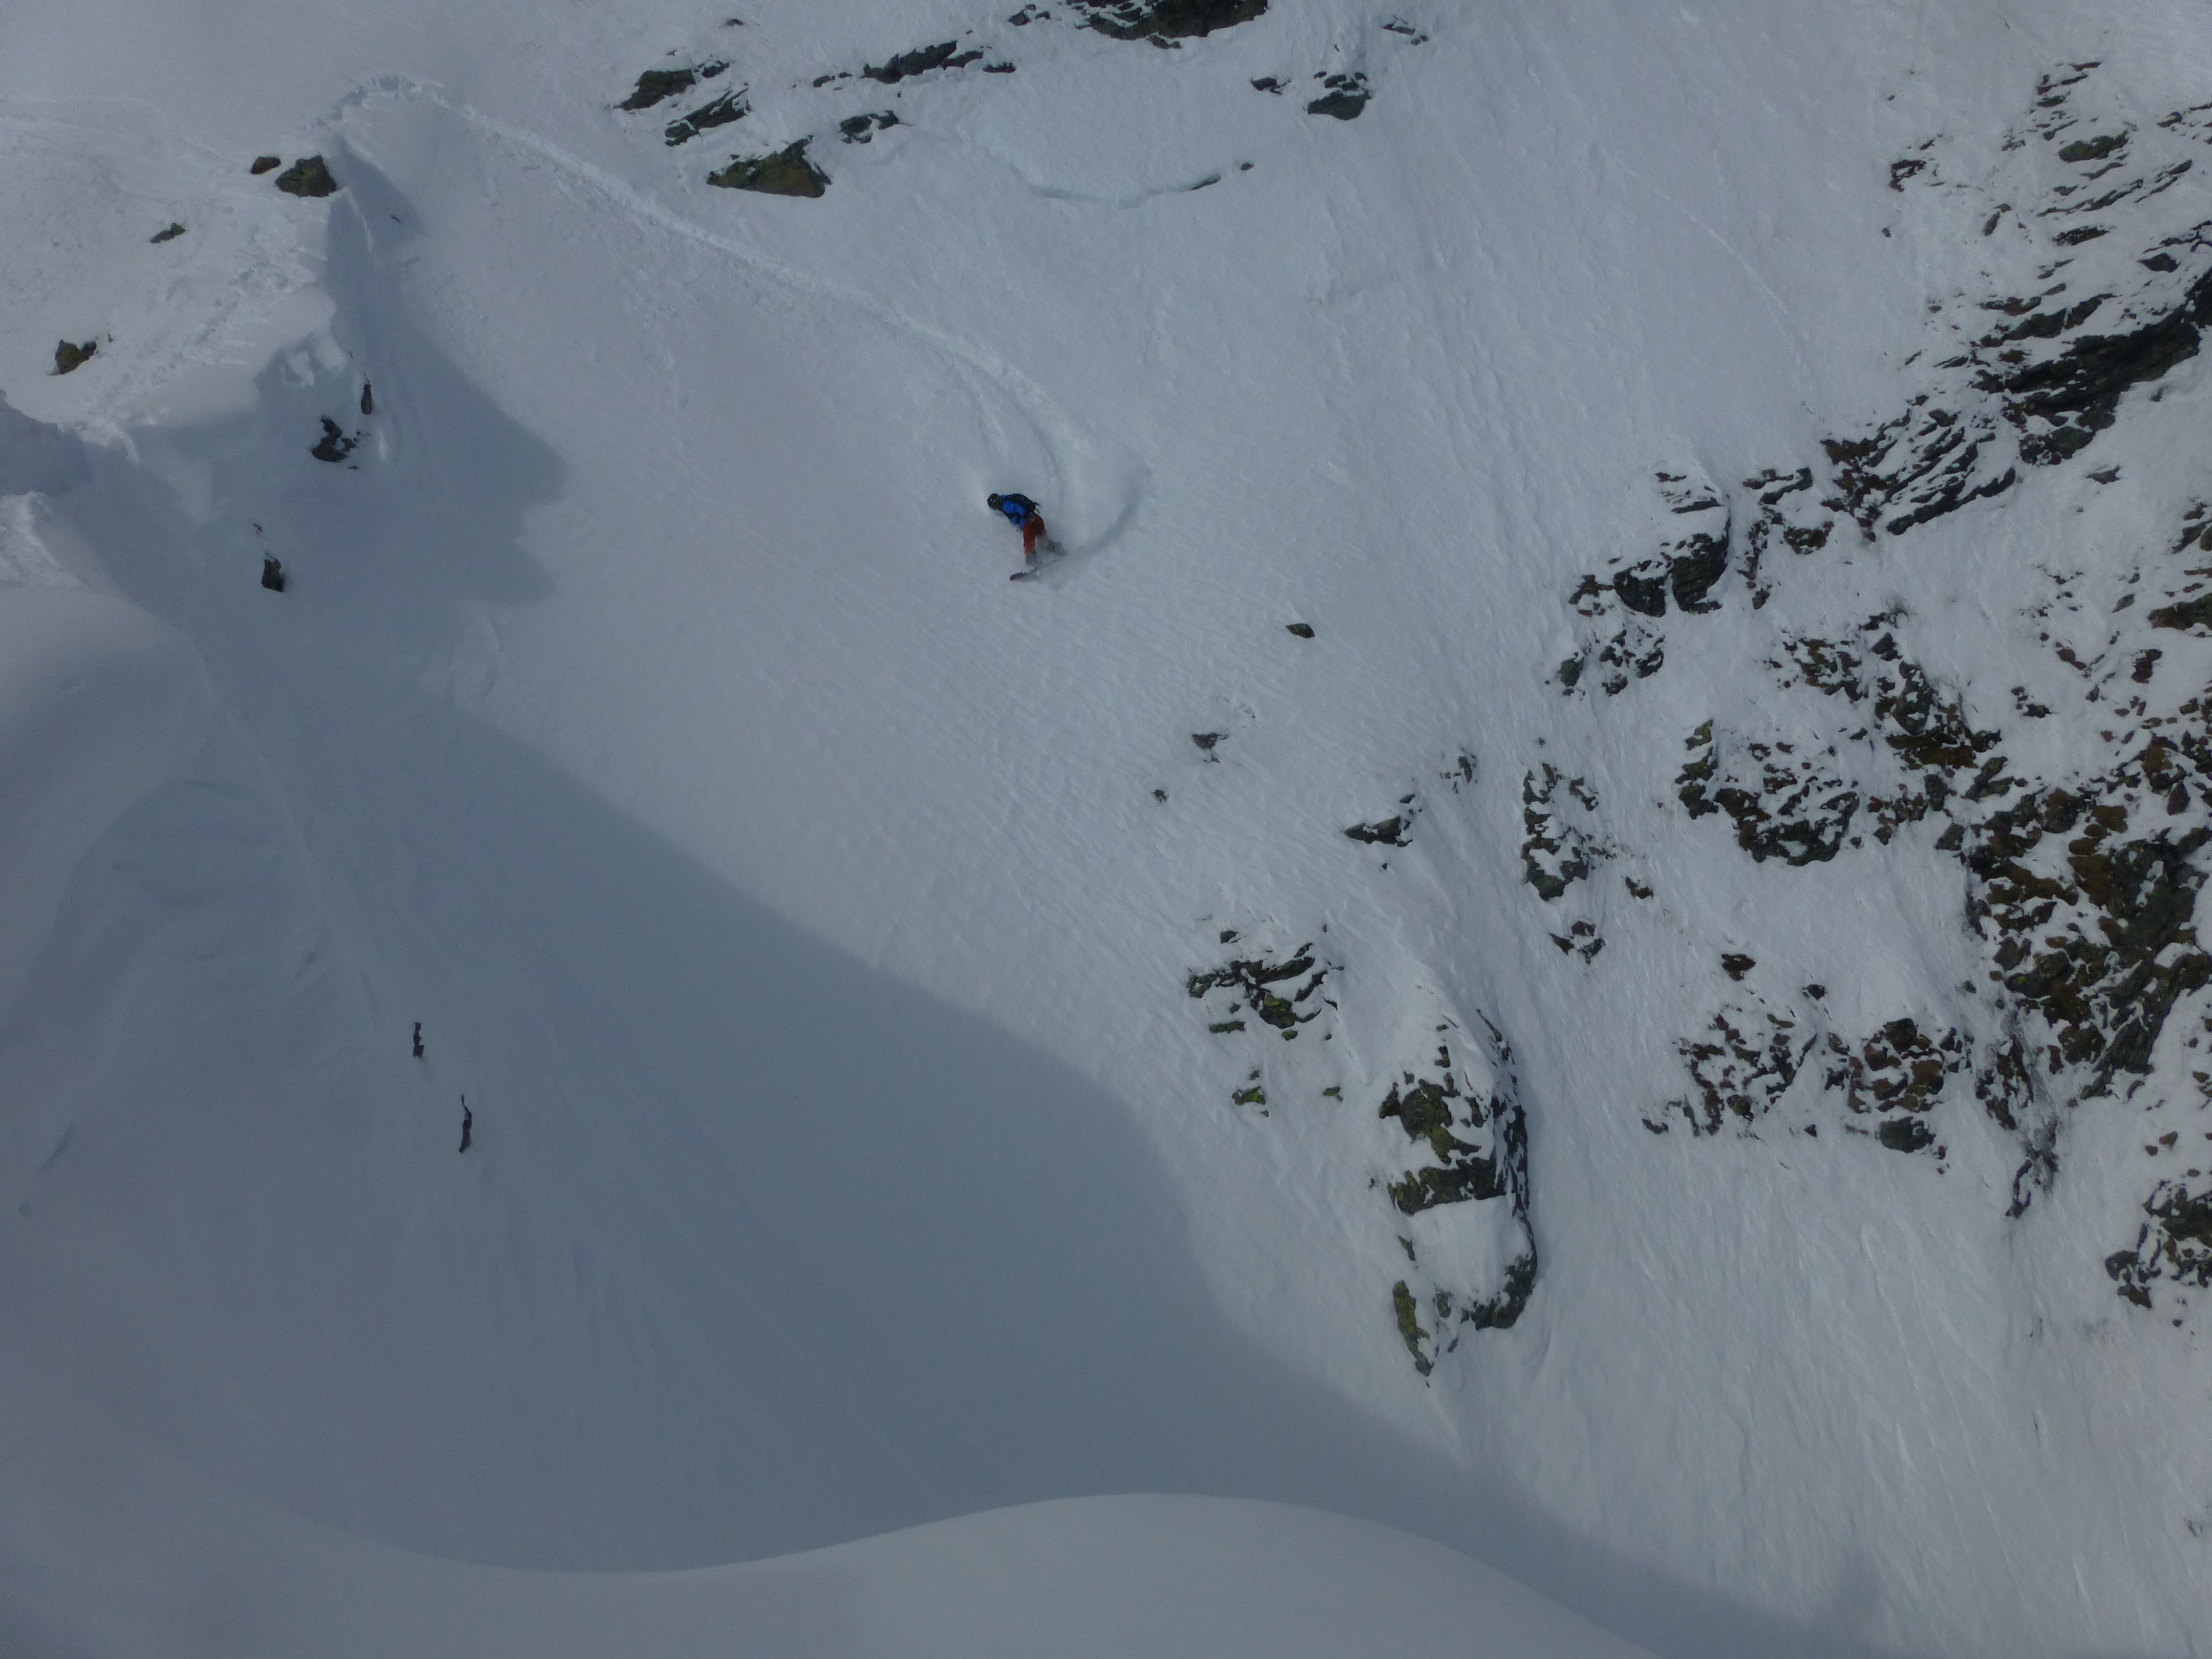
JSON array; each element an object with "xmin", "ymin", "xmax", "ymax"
[{"xmin": 1008, "ymin": 539, "xmax": 1068, "ymax": 580}]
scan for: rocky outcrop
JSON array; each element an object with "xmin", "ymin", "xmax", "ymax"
[
  {"xmin": 709, "ymin": 140, "xmax": 830, "ymax": 198},
  {"xmin": 1520, "ymin": 764, "xmax": 1604, "ymax": 900},
  {"xmin": 665, "ymin": 91, "xmax": 748, "ymax": 146},
  {"xmin": 1071, "ymin": 0, "xmax": 1268, "ymax": 42},
  {"xmin": 1380, "ymin": 1028, "xmax": 1537, "ymax": 1375},
  {"xmin": 1538, "ymin": 62, "xmax": 2212, "ymax": 1320},
  {"xmin": 618, "ymin": 62, "xmax": 729, "ymax": 111},
  {"xmin": 864, "ymin": 41, "xmax": 983, "ymax": 83}
]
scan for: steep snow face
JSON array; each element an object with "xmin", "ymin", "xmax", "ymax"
[{"xmin": 7, "ymin": 0, "xmax": 2212, "ymax": 1653}]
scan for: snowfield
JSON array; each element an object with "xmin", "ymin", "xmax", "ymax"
[{"xmin": 4, "ymin": 0, "xmax": 2212, "ymax": 1653}]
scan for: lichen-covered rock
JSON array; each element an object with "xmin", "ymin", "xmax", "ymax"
[
  {"xmin": 273, "ymin": 156, "xmax": 339, "ymax": 197},
  {"xmin": 838, "ymin": 111, "xmax": 898, "ymax": 144},
  {"xmin": 1376, "ymin": 1026, "xmax": 1537, "ymax": 1374},
  {"xmin": 1187, "ymin": 942, "xmax": 1328, "ymax": 1037},
  {"xmin": 665, "ymin": 90, "xmax": 748, "ymax": 146},
  {"xmin": 709, "ymin": 140, "xmax": 829, "ymax": 198},
  {"xmin": 1521, "ymin": 764, "xmax": 1605, "ymax": 898},
  {"xmin": 1536, "ymin": 60, "xmax": 2212, "ymax": 1326},
  {"xmin": 2107, "ymin": 1178, "xmax": 2212, "ymax": 1306},
  {"xmin": 1676, "ymin": 719, "xmax": 1859, "ymax": 865},
  {"xmin": 1307, "ymin": 73, "xmax": 1369, "ymax": 120},
  {"xmin": 1670, "ymin": 998, "xmax": 1810, "ymax": 1134},
  {"xmin": 1825, "ymin": 1019, "xmax": 1966, "ymax": 1146}
]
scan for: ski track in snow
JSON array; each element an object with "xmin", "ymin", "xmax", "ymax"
[{"xmin": 335, "ymin": 75, "xmax": 1133, "ymax": 555}]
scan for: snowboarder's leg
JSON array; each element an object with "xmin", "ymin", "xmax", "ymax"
[{"xmin": 1023, "ymin": 517, "xmax": 1046, "ymax": 562}]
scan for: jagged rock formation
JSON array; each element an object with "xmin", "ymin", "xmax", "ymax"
[
  {"xmin": 864, "ymin": 41, "xmax": 984, "ymax": 83},
  {"xmin": 1538, "ymin": 60, "xmax": 2212, "ymax": 1320},
  {"xmin": 665, "ymin": 90, "xmax": 747, "ymax": 146},
  {"xmin": 1187, "ymin": 938, "xmax": 1331, "ymax": 1041},
  {"xmin": 1380, "ymin": 1028, "xmax": 1537, "ymax": 1376},
  {"xmin": 1184, "ymin": 745, "xmax": 1532, "ymax": 1378},
  {"xmin": 1071, "ymin": 0, "xmax": 1268, "ymax": 42},
  {"xmin": 1520, "ymin": 763, "xmax": 1605, "ymax": 901},
  {"xmin": 618, "ymin": 61, "xmax": 728, "ymax": 111}
]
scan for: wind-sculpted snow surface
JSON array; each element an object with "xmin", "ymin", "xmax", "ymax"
[{"xmin": 8, "ymin": 1, "xmax": 2212, "ymax": 1655}]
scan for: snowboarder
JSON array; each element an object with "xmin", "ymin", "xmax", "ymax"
[
  {"xmin": 988, "ymin": 492, "xmax": 1049, "ymax": 568},
  {"xmin": 458, "ymin": 1095, "xmax": 472, "ymax": 1153},
  {"xmin": 261, "ymin": 555, "xmax": 285, "ymax": 592},
  {"xmin": 412, "ymin": 1021, "xmax": 424, "ymax": 1059}
]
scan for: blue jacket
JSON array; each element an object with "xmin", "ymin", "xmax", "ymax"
[{"xmin": 993, "ymin": 493, "xmax": 1040, "ymax": 528}]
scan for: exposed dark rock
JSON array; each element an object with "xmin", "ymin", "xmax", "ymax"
[
  {"xmin": 1826, "ymin": 1019, "xmax": 1964, "ymax": 1127},
  {"xmin": 864, "ymin": 41, "xmax": 983, "ymax": 83},
  {"xmin": 1969, "ymin": 780, "xmax": 2211, "ymax": 1099},
  {"xmin": 2105, "ymin": 1179, "xmax": 2212, "ymax": 1307},
  {"xmin": 1187, "ymin": 944, "xmax": 1325, "ymax": 1034},
  {"xmin": 1375, "ymin": 1032, "xmax": 1538, "ymax": 1367},
  {"xmin": 1878, "ymin": 1115, "xmax": 1936, "ymax": 1152},
  {"xmin": 1993, "ymin": 267, "xmax": 2212, "ymax": 463},
  {"xmin": 1307, "ymin": 73, "xmax": 1369, "ymax": 120},
  {"xmin": 838, "ymin": 111, "xmax": 899, "ymax": 143},
  {"xmin": 1555, "ymin": 471, "xmax": 1745, "ymax": 690},
  {"xmin": 274, "ymin": 156, "xmax": 339, "ymax": 197},
  {"xmin": 249, "ymin": 155, "xmax": 280, "ymax": 174},
  {"xmin": 2060, "ymin": 132, "xmax": 2130, "ymax": 163},
  {"xmin": 1587, "ymin": 68, "xmax": 2212, "ymax": 1321},
  {"xmin": 2149, "ymin": 592, "xmax": 2212, "ymax": 631},
  {"xmin": 1674, "ymin": 1001, "xmax": 1808, "ymax": 1133},
  {"xmin": 150, "ymin": 222, "xmax": 185, "ymax": 243},
  {"xmin": 1285, "ymin": 621, "xmax": 1315, "ymax": 637},
  {"xmin": 1677, "ymin": 719, "xmax": 1859, "ymax": 865},
  {"xmin": 260, "ymin": 556, "xmax": 285, "ymax": 593},
  {"xmin": 1391, "ymin": 1280, "xmax": 1432, "ymax": 1374},
  {"xmin": 1611, "ymin": 561, "xmax": 1668, "ymax": 617},
  {"xmin": 51, "ymin": 340, "xmax": 96, "ymax": 375},
  {"xmin": 1655, "ymin": 470, "xmax": 1731, "ymax": 610},
  {"xmin": 1521, "ymin": 764, "xmax": 1604, "ymax": 898},
  {"xmin": 1346, "ymin": 815, "xmax": 1410, "ymax": 847},
  {"xmin": 310, "ymin": 418, "xmax": 358, "ymax": 463},
  {"xmin": 709, "ymin": 140, "xmax": 829, "ymax": 197},
  {"xmin": 666, "ymin": 90, "xmax": 749, "ymax": 145},
  {"xmin": 620, "ymin": 63, "xmax": 726, "ymax": 111},
  {"xmin": 1072, "ymin": 0, "xmax": 1267, "ymax": 40}
]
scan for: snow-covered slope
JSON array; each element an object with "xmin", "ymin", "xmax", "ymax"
[{"xmin": 5, "ymin": 0, "xmax": 2212, "ymax": 1653}]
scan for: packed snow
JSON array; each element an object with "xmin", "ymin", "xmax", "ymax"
[{"xmin": 4, "ymin": 0, "xmax": 2212, "ymax": 1653}]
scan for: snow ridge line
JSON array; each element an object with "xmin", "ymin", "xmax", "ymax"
[{"xmin": 330, "ymin": 76, "xmax": 1101, "ymax": 516}]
